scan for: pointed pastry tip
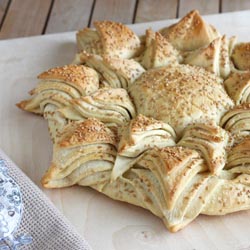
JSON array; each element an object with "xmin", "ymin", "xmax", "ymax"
[{"xmin": 16, "ymin": 100, "xmax": 28, "ymax": 111}]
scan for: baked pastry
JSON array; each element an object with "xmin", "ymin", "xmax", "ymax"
[
  {"xmin": 45, "ymin": 87, "xmax": 136, "ymax": 141},
  {"xmin": 99, "ymin": 146, "xmax": 250, "ymax": 232},
  {"xmin": 76, "ymin": 21, "xmax": 142, "ymax": 58},
  {"xmin": 73, "ymin": 51, "xmax": 145, "ymax": 88},
  {"xmin": 183, "ymin": 35, "xmax": 236, "ymax": 78},
  {"xmin": 159, "ymin": 10, "xmax": 220, "ymax": 51},
  {"xmin": 17, "ymin": 10, "xmax": 250, "ymax": 233},
  {"xmin": 17, "ymin": 65, "xmax": 99, "ymax": 115},
  {"xmin": 231, "ymin": 42, "xmax": 250, "ymax": 70},
  {"xmin": 42, "ymin": 118, "xmax": 117, "ymax": 188},
  {"xmin": 129, "ymin": 64, "xmax": 233, "ymax": 135},
  {"xmin": 224, "ymin": 71, "xmax": 250, "ymax": 104},
  {"xmin": 178, "ymin": 123, "xmax": 229, "ymax": 174},
  {"xmin": 111, "ymin": 114, "xmax": 176, "ymax": 180},
  {"xmin": 139, "ymin": 29, "xmax": 181, "ymax": 69},
  {"xmin": 226, "ymin": 138, "xmax": 250, "ymax": 172},
  {"xmin": 220, "ymin": 103, "xmax": 250, "ymax": 141}
]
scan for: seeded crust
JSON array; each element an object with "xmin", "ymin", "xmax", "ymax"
[
  {"xmin": 58, "ymin": 118, "xmax": 118, "ymax": 148},
  {"xmin": 123, "ymin": 146, "xmax": 250, "ymax": 232},
  {"xmin": 184, "ymin": 35, "xmax": 236, "ymax": 78},
  {"xmin": 160, "ymin": 10, "xmax": 220, "ymax": 51},
  {"xmin": 178, "ymin": 123, "xmax": 229, "ymax": 174},
  {"xmin": 140, "ymin": 29, "xmax": 181, "ymax": 69},
  {"xmin": 83, "ymin": 87, "xmax": 136, "ymax": 110},
  {"xmin": 17, "ymin": 9, "xmax": 250, "ymax": 233},
  {"xmin": 104, "ymin": 55, "xmax": 145, "ymax": 84},
  {"xmin": 117, "ymin": 114, "xmax": 176, "ymax": 156},
  {"xmin": 220, "ymin": 103, "xmax": 250, "ymax": 142},
  {"xmin": 224, "ymin": 71, "xmax": 250, "ymax": 105},
  {"xmin": 231, "ymin": 42, "xmax": 250, "ymax": 70},
  {"xmin": 129, "ymin": 64, "xmax": 234, "ymax": 136},
  {"xmin": 226, "ymin": 138, "xmax": 250, "ymax": 170},
  {"xmin": 42, "ymin": 118, "xmax": 117, "ymax": 188},
  {"xmin": 16, "ymin": 65, "xmax": 99, "ymax": 114},
  {"xmin": 94, "ymin": 21, "xmax": 142, "ymax": 58},
  {"xmin": 55, "ymin": 87, "xmax": 136, "ymax": 128},
  {"xmin": 38, "ymin": 65, "xmax": 99, "ymax": 95},
  {"xmin": 77, "ymin": 21, "xmax": 142, "ymax": 59},
  {"xmin": 73, "ymin": 51, "xmax": 145, "ymax": 88}
]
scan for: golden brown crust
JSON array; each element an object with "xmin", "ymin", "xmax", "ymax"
[
  {"xmin": 38, "ymin": 65, "xmax": 99, "ymax": 95},
  {"xmin": 231, "ymin": 42, "xmax": 250, "ymax": 70},
  {"xmin": 184, "ymin": 35, "xmax": 235, "ymax": 78},
  {"xmin": 226, "ymin": 138, "xmax": 250, "ymax": 170},
  {"xmin": 156, "ymin": 146, "xmax": 201, "ymax": 173},
  {"xmin": 220, "ymin": 103, "xmax": 250, "ymax": 142},
  {"xmin": 94, "ymin": 21, "xmax": 142, "ymax": 58},
  {"xmin": 140, "ymin": 29, "xmax": 181, "ymax": 69},
  {"xmin": 129, "ymin": 64, "xmax": 233, "ymax": 136},
  {"xmin": 16, "ymin": 65, "xmax": 100, "ymax": 114},
  {"xmin": 117, "ymin": 114, "xmax": 176, "ymax": 157},
  {"xmin": 224, "ymin": 71, "xmax": 250, "ymax": 105},
  {"xmin": 103, "ymin": 55, "xmax": 145, "ymax": 84},
  {"xmin": 73, "ymin": 51, "xmax": 145, "ymax": 88},
  {"xmin": 58, "ymin": 118, "xmax": 117, "ymax": 148},
  {"xmin": 76, "ymin": 21, "xmax": 142, "ymax": 59},
  {"xmin": 178, "ymin": 123, "xmax": 229, "ymax": 174},
  {"xmin": 17, "ymin": 11, "xmax": 250, "ymax": 233},
  {"xmin": 49, "ymin": 87, "xmax": 136, "ymax": 135},
  {"xmin": 160, "ymin": 10, "xmax": 220, "ymax": 51}
]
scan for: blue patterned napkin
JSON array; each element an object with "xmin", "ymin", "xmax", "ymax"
[{"xmin": 0, "ymin": 150, "xmax": 91, "ymax": 250}]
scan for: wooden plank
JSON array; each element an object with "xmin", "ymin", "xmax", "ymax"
[
  {"xmin": 0, "ymin": 0, "xmax": 9, "ymax": 26},
  {"xmin": 135, "ymin": 0, "xmax": 178, "ymax": 23},
  {"xmin": 0, "ymin": 0, "xmax": 52, "ymax": 39},
  {"xmin": 90, "ymin": 0, "xmax": 136, "ymax": 27},
  {"xmin": 178, "ymin": 0, "xmax": 219, "ymax": 17},
  {"xmin": 222, "ymin": 0, "xmax": 250, "ymax": 12},
  {"xmin": 45, "ymin": 0, "xmax": 94, "ymax": 34}
]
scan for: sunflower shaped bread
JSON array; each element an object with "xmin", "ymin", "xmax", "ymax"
[{"xmin": 17, "ymin": 10, "xmax": 250, "ymax": 233}]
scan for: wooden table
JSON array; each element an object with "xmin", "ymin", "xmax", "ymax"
[{"xmin": 0, "ymin": 0, "xmax": 250, "ymax": 39}]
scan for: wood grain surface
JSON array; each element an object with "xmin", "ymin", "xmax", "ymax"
[
  {"xmin": 0, "ymin": 0, "xmax": 52, "ymax": 39},
  {"xmin": 0, "ymin": 10, "xmax": 250, "ymax": 250},
  {"xmin": 178, "ymin": 0, "xmax": 219, "ymax": 17},
  {"xmin": 0, "ymin": 0, "xmax": 9, "ymax": 25},
  {"xmin": 222, "ymin": 0, "xmax": 250, "ymax": 12},
  {"xmin": 45, "ymin": 0, "xmax": 94, "ymax": 33},
  {"xmin": 0, "ymin": 0, "xmax": 249, "ymax": 39},
  {"xmin": 90, "ymin": 0, "xmax": 137, "ymax": 26},
  {"xmin": 135, "ymin": 0, "xmax": 178, "ymax": 23}
]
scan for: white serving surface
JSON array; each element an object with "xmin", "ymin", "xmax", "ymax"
[{"xmin": 0, "ymin": 10, "xmax": 250, "ymax": 250}]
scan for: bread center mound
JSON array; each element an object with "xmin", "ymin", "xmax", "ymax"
[{"xmin": 129, "ymin": 64, "xmax": 234, "ymax": 136}]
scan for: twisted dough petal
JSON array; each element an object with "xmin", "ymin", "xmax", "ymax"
[
  {"xmin": 111, "ymin": 114, "xmax": 176, "ymax": 180},
  {"xmin": 220, "ymin": 103, "xmax": 250, "ymax": 141},
  {"xmin": 226, "ymin": 139, "xmax": 250, "ymax": 172},
  {"xmin": 178, "ymin": 123, "xmax": 229, "ymax": 174},
  {"xmin": 73, "ymin": 52, "xmax": 145, "ymax": 89},
  {"xmin": 77, "ymin": 21, "xmax": 142, "ymax": 59},
  {"xmin": 224, "ymin": 71, "xmax": 250, "ymax": 105},
  {"xmin": 113, "ymin": 147, "xmax": 250, "ymax": 232},
  {"xmin": 159, "ymin": 10, "xmax": 220, "ymax": 51},
  {"xmin": 183, "ymin": 35, "xmax": 236, "ymax": 79},
  {"xmin": 42, "ymin": 118, "xmax": 117, "ymax": 188},
  {"xmin": 17, "ymin": 65, "xmax": 99, "ymax": 114},
  {"xmin": 139, "ymin": 29, "xmax": 182, "ymax": 69},
  {"xmin": 45, "ymin": 88, "xmax": 136, "ymax": 142},
  {"xmin": 231, "ymin": 42, "xmax": 250, "ymax": 71}
]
